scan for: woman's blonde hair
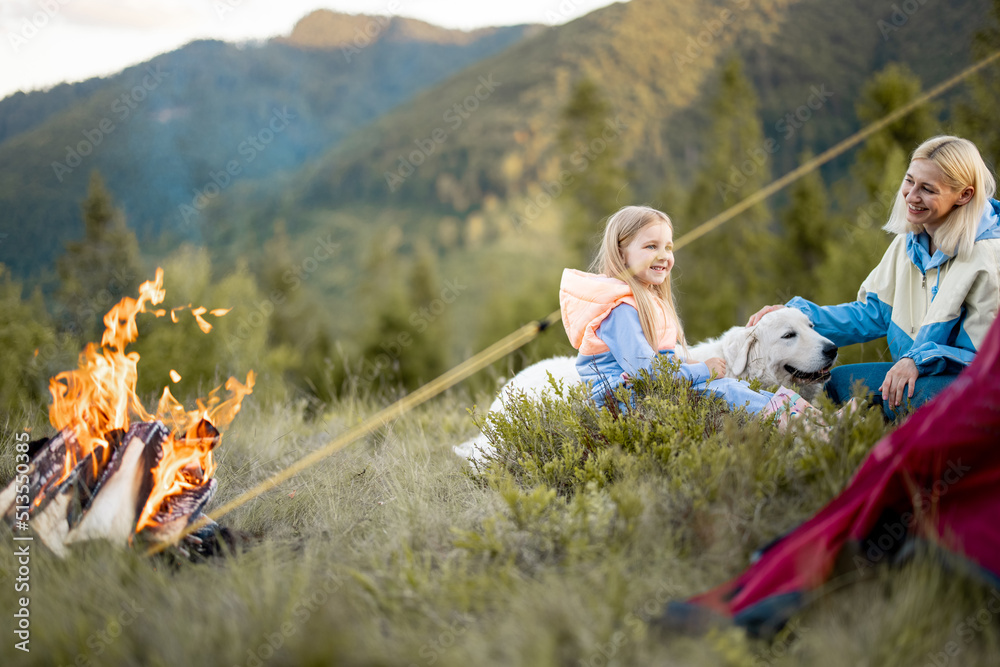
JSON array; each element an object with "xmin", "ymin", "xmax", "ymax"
[
  {"xmin": 590, "ymin": 205, "xmax": 686, "ymax": 351},
  {"xmin": 883, "ymin": 135, "xmax": 996, "ymax": 259}
]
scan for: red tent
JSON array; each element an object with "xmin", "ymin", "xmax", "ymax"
[{"xmin": 668, "ymin": 314, "xmax": 1000, "ymax": 637}]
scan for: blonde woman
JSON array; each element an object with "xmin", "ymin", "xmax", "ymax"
[
  {"xmin": 560, "ymin": 205, "xmax": 808, "ymax": 420},
  {"xmin": 749, "ymin": 135, "xmax": 1000, "ymax": 419}
]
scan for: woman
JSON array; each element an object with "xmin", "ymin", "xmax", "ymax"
[{"xmin": 748, "ymin": 136, "xmax": 1000, "ymax": 418}]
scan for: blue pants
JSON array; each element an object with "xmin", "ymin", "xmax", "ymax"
[{"xmin": 824, "ymin": 363, "xmax": 958, "ymax": 420}]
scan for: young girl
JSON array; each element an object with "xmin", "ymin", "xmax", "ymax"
[{"xmin": 560, "ymin": 205, "xmax": 810, "ymax": 422}]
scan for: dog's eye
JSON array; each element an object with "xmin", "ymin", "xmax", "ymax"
[{"xmin": 782, "ymin": 332, "xmax": 797, "ymax": 339}]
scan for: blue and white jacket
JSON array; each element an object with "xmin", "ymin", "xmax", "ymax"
[{"xmin": 789, "ymin": 199, "xmax": 1000, "ymax": 375}]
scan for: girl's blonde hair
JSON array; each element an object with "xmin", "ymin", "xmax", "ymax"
[
  {"xmin": 883, "ymin": 135, "xmax": 996, "ymax": 259},
  {"xmin": 590, "ymin": 205, "xmax": 686, "ymax": 351}
]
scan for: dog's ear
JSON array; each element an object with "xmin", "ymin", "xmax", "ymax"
[{"xmin": 723, "ymin": 327, "xmax": 756, "ymax": 378}]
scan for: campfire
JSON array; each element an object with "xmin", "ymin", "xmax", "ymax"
[{"xmin": 0, "ymin": 269, "xmax": 254, "ymax": 557}]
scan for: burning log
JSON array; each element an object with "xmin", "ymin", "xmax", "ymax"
[
  {"xmin": 1, "ymin": 420, "xmax": 231, "ymax": 558},
  {"xmin": 1, "ymin": 269, "xmax": 255, "ymax": 558}
]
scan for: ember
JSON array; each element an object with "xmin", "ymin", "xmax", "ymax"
[{"xmin": 0, "ymin": 269, "xmax": 254, "ymax": 557}]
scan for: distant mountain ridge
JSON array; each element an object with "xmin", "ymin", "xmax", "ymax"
[
  {"xmin": 0, "ymin": 13, "xmax": 537, "ymax": 281},
  {"xmin": 275, "ymin": 9, "xmax": 543, "ymax": 50}
]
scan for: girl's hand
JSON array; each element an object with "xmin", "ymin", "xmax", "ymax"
[
  {"xmin": 747, "ymin": 304, "xmax": 785, "ymax": 327},
  {"xmin": 704, "ymin": 357, "xmax": 727, "ymax": 379},
  {"xmin": 879, "ymin": 358, "xmax": 919, "ymax": 408}
]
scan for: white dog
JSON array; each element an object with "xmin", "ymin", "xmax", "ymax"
[{"xmin": 453, "ymin": 308, "xmax": 837, "ymax": 464}]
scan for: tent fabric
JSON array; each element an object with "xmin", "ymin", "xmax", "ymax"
[{"xmin": 674, "ymin": 313, "xmax": 1000, "ymax": 636}]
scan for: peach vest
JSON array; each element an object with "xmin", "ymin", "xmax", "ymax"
[{"xmin": 559, "ymin": 268, "xmax": 677, "ymax": 355}]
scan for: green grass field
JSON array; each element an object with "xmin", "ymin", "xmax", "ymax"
[{"xmin": 2, "ymin": 366, "xmax": 999, "ymax": 667}]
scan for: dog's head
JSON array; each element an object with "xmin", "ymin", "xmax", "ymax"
[{"xmin": 730, "ymin": 308, "xmax": 838, "ymax": 391}]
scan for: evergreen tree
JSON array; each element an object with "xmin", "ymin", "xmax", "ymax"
[
  {"xmin": 954, "ymin": 0, "xmax": 1000, "ymax": 168},
  {"xmin": 811, "ymin": 64, "xmax": 939, "ymax": 365},
  {"xmin": 257, "ymin": 221, "xmax": 339, "ymax": 405},
  {"xmin": 777, "ymin": 150, "xmax": 829, "ymax": 301},
  {"xmin": 398, "ymin": 250, "xmax": 449, "ymax": 389},
  {"xmin": 56, "ymin": 171, "xmax": 143, "ymax": 342},
  {"xmin": 852, "ymin": 63, "xmax": 938, "ymax": 201},
  {"xmin": 558, "ymin": 78, "xmax": 629, "ymax": 265},
  {"xmin": 680, "ymin": 57, "xmax": 776, "ymax": 339},
  {"xmin": 358, "ymin": 246, "xmax": 451, "ymax": 394},
  {"xmin": 0, "ymin": 265, "xmax": 58, "ymax": 414}
]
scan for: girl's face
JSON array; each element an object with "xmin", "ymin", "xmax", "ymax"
[
  {"xmin": 901, "ymin": 159, "xmax": 974, "ymax": 234},
  {"xmin": 622, "ymin": 221, "xmax": 674, "ymax": 287}
]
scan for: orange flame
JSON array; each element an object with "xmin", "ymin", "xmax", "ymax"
[{"xmin": 46, "ymin": 268, "xmax": 254, "ymax": 533}]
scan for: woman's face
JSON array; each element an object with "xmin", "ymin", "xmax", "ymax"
[
  {"xmin": 901, "ymin": 159, "xmax": 974, "ymax": 234},
  {"xmin": 622, "ymin": 221, "xmax": 674, "ymax": 287}
]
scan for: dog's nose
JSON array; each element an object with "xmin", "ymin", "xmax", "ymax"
[{"xmin": 823, "ymin": 343, "xmax": 838, "ymax": 360}]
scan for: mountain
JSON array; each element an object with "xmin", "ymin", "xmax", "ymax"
[
  {"xmin": 0, "ymin": 11, "xmax": 537, "ymax": 281},
  {"xmin": 273, "ymin": 0, "xmax": 989, "ymax": 219}
]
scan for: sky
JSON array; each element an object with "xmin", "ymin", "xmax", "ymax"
[{"xmin": 0, "ymin": 0, "xmax": 620, "ymax": 100}]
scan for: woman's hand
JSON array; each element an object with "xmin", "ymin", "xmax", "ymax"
[
  {"xmin": 879, "ymin": 358, "xmax": 919, "ymax": 408},
  {"xmin": 704, "ymin": 357, "xmax": 727, "ymax": 379},
  {"xmin": 747, "ymin": 304, "xmax": 785, "ymax": 327}
]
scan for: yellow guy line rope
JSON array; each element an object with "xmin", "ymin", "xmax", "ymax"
[
  {"xmin": 145, "ymin": 49, "xmax": 999, "ymax": 556},
  {"xmin": 144, "ymin": 315, "xmax": 558, "ymax": 554}
]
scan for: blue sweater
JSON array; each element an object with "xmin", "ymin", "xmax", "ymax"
[{"xmin": 575, "ymin": 304, "xmax": 711, "ymax": 404}]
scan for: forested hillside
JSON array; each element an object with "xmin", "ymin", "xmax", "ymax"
[{"xmin": 0, "ymin": 11, "xmax": 536, "ymax": 280}]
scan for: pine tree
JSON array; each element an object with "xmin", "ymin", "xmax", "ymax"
[
  {"xmin": 679, "ymin": 57, "xmax": 777, "ymax": 339},
  {"xmin": 56, "ymin": 171, "xmax": 143, "ymax": 342},
  {"xmin": 558, "ymin": 78, "xmax": 629, "ymax": 265},
  {"xmin": 852, "ymin": 63, "xmax": 938, "ymax": 201},
  {"xmin": 398, "ymin": 250, "xmax": 448, "ymax": 390},
  {"xmin": 810, "ymin": 64, "xmax": 938, "ymax": 364},
  {"xmin": 777, "ymin": 150, "xmax": 829, "ymax": 301},
  {"xmin": 954, "ymin": 0, "xmax": 1000, "ymax": 168},
  {"xmin": 0, "ymin": 265, "xmax": 58, "ymax": 412}
]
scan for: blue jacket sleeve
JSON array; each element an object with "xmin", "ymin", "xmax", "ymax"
[
  {"xmin": 597, "ymin": 305, "xmax": 711, "ymax": 385},
  {"xmin": 786, "ymin": 295, "xmax": 891, "ymax": 347},
  {"xmin": 902, "ymin": 342, "xmax": 975, "ymax": 375}
]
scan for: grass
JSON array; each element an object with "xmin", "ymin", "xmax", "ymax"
[{"xmin": 2, "ymin": 363, "xmax": 1000, "ymax": 667}]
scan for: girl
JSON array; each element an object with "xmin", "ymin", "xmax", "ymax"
[
  {"xmin": 748, "ymin": 135, "xmax": 1000, "ymax": 419},
  {"xmin": 560, "ymin": 205, "xmax": 810, "ymax": 423}
]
